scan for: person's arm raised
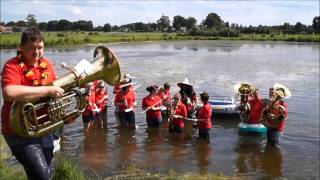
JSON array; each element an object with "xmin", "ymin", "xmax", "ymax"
[{"xmin": 3, "ymin": 85, "xmax": 64, "ymax": 102}]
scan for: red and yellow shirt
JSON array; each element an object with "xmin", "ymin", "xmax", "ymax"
[
  {"xmin": 1, "ymin": 57, "xmax": 57, "ymax": 135},
  {"xmin": 142, "ymin": 95, "xmax": 162, "ymax": 120},
  {"xmin": 197, "ymin": 103, "xmax": 212, "ymax": 129}
]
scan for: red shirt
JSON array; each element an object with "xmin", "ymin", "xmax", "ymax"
[
  {"xmin": 114, "ymin": 90, "xmax": 136, "ymax": 112},
  {"xmin": 268, "ymin": 101, "xmax": 288, "ymax": 132},
  {"xmin": 197, "ymin": 103, "xmax": 212, "ymax": 129},
  {"xmin": 182, "ymin": 92, "xmax": 197, "ymax": 113},
  {"xmin": 95, "ymin": 88, "xmax": 108, "ymax": 111},
  {"xmin": 172, "ymin": 102, "xmax": 187, "ymax": 128},
  {"xmin": 142, "ymin": 95, "xmax": 162, "ymax": 120},
  {"xmin": 1, "ymin": 57, "xmax": 57, "ymax": 135},
  {"xmin": 158, "ymin": 89, "xmax": 171, "ymax": 104},
  {"xmin": 248, "ymin": 98, "xmax": 264, "ymax": 124},
  {"xmin": 82, "ymin": 91, "xmax": 96, "ymax": 116}
]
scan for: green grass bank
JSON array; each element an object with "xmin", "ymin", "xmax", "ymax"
[{"xmin": 1, "ymin": 31, "xmax": 319, "ymax": 49}]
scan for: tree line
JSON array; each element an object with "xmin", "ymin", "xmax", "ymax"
[{"xmin": 1, "ymin": 14, "xmax": 320, "ymax": 36}]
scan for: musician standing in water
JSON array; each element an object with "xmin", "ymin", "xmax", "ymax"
[
  {"xmin": 158, "ymin": 82, "xmax": 172, "ymax": 122},
  {"xmin": 142, "ymin": 85, "xmax": 163, "ymax": 127},
  {"xmin": 95, "ymin": 80, "xmax": 108, "ymax": 128},
  {"xmin": 197, "ymin": 92, "xmax": 212, "ymax": 140},
  {"xmin": 1, "ymin": 28, "xmax": 64, "ymax": 179},
  {"xmin": 247, "ymin": 89, "xmax": 264, "ymax": 124},
  {"xmin": 262, "ymin": 86, "xmax": 289, "ymax": 146},
  {"xmin": 169, "ymin": 93, "xmax": 187, "ymax": 133},
  {"xmin": 114, "ymin": 80, "xmax": 137, "ymax": 128}
]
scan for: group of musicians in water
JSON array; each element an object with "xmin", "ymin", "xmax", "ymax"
[{"xmin": 82, "ymin": 74, "xmax": 289, "ymax": 146}]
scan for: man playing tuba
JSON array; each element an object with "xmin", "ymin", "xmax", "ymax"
[
  {"xmin": 1, "ymin": 28, "xmax": 64, "ymax": 179},
  {"xmin": 261, "ymin": 84, "xmax": 290, "ymax": 146}
]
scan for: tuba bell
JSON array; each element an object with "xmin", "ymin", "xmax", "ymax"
[
  {"xmin": 234, "ymin": 83, "xmax": 255, "ymax": 122},
  {"xmin": 260, "ymin": 84, "xmax": 291, "ymax": 127},
  {"xmin": 9, "ymin": 46, "xmax": 121, "ymax": 138}
]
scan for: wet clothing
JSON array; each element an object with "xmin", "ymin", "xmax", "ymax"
[
  {"xmin": 248, "ymin": 98, "xmax": 264, "ymax": 124},
  {"xmin": 180, "ymin": 90, "xmax": 197, "ymax": 118},
  {"xmin": 266, "ymin": 101, "xmax": 288, "ymax": 146},
  {"xmin": 118, "ymin": 111, "xmax": 135, "ymax": 126},
  {"xmin": 142, "ymin": 95, "xmax": 162, "ymax": 127},
  {"xmin": 115, "ymin": 90, "xmax": 136, "ymax": 126},
  {"xmin": 170, "ymin": 102, "xmax": 187, "ymax": 130},
  {"xmin": 1, "ymin": 56, "xmax": 57, "ymax": 180}
]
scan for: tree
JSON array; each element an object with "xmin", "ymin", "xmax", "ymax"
[
  {"xmin": 312, "ymin": 16, "xmax": 320, "ymax": 32},
  {"xmin": 72, "ymin": 20, "xmax": 93, "ymax": 31},
  {"xmin": 57, "ymin": 19, "xmax": 72, "ymax": 31},
  {"xmin": 294, "ymin": 22, "xmax": 307, "ymax": 33},
  {"xmin": 150, "ymin": 23, "xmax": 158, "ymax": 31},
  {"xmin": 26, "ymin": 14, "xmax": 37, "ymax": 27},
  {"xmin": 103, "ymin": 23, "xmax": 111, "ymax": 32},
  {"xmin": 16, "ymin": 20, "xmax": 27, "ymax": 27},
  {"xmin": 157, "ymin": 15, "xmax": 170, "ymax": 32},
  {"xmin": 172, "ymin": 15, "xmax": 186, "ymax": 31},
  {"xmin": 38, "ymin": 22, "xmax": 48, "ymax": 31},
  {"xmin": 6, "ymin": 21, "xmax": 16, "ymax": 26},
  {"xmin": 204, "ymin": 13, "xmax": 223, "ymax": 29},
  {"xmin": 47, "ymin": 20, "xmax": 58, "ymax": 31},
  {"xmin": 185, "ymin": 17, "xmax": 197, "ymax": 30}
]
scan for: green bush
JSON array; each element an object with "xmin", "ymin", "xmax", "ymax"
[{"xmin": 52, "ymin": 156, "xmax": 86, "ymax": 180}]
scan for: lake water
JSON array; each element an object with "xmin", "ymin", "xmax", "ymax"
[{"xmin": 1, "ymin": 41, "xmax": 319, "ymax": 179}]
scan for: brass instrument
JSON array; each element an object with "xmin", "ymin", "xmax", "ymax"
[
  {"xmin": 234, "ymin": 83, "xmax": 255, "ymax": 122},
  {"xmin": 9, "ymin": 46, "xmax": 121, "ymax": 138},
  {"xmin": 261, "ymin": 84, "xmax": 291, "ymax": 127}
]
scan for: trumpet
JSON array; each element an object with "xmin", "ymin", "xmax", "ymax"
[{"xmin": 9, "ymin": 46, "xmax": 121, "ymax": 138}]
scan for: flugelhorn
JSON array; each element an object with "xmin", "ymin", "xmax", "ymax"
[
  {"xmin": 260, "ymin": 84, "xmax": 291, "ymax": 127},
  {"xmin": 234, "ymin": 83, "xmax": 255, "ymax": 122},
  {"xmin": 9, "ymin": 46, "xmax": 121, "ymax": 138}
]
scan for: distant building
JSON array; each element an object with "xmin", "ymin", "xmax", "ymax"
[{"xmin": 12, "ymin": 26, "xmax": 28, "ymax": 32}]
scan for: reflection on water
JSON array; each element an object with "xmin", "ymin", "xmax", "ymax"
[
  {"xmin": 0, "ymin": 41, "xmax": 319, "ymax": 178},
  {"xmin": 235, "ymin": 135, "xmax": 283, "ymax": 178}
]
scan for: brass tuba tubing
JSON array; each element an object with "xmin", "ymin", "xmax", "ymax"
[{"xmin": 9, "ymin": 46, "xmax": 121, "ymax": 138}]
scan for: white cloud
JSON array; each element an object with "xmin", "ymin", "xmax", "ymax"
[{"xmin": 1, "ymin": 1, "xmax": 318, "ymax": 26}]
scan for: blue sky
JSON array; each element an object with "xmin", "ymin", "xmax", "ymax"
[{"xmin": 1, "ymin": 0, "xmax": 319, "ymax": 26}]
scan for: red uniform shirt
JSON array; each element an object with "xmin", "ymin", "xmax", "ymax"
[
  {"xmin": 95, "ymin": 88, "xmax": 108, "ymax": 111},
  {"xmin": 197, "ymin": 103, "xmax": 212, "ymax": 129},
  {"xmin": 114, "ymin": 90, "xmax": 136, "ymax": 112},
  {"xmin": 142, "ymin": 95, "xmax": 162, "ymax": 120},
  {"xmin": 248, "ymin": 98, "xmax": 264, "ymax": 124},
  {"xmin": 172, "ymin": 102, "xmax": 187, "ymax": 129},
  {"xmin": 82, "ymin": 91, "xmax": 96, "ymax": 116},
  {"xmin": 1, "ymin": 57, "xmax": 57, "ymax": 135},
  {"xmin": 268, "ymin": 101, "xmax": 288, "ymax": 132},
  {"xmin": 182, "ymin": 92, "xmax": 197, "ymax": 113},
  {"xmin": 158, "ymin": 89, "xmax": 171, "ymax": 104}
]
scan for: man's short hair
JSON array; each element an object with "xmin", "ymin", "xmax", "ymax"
[
  {"xmin": 164, "ymin": 82, "xmax": 170, "ymax": 89},
  {"xmin": 21, "ymin": 27, "xmax": 44, "ymax": 45},
  {"xmin": 200, "ymin": 91, "xmax": 209, "ymax": 102}
]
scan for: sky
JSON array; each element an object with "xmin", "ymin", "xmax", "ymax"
[{"xmin": 1, "ymin": 0, "xmax": 319, "ymax": 27}]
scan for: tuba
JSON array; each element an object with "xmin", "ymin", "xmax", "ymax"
[
  {"xmin": 234, "ymin": 83, "xmax": 255, "ymax": 122},
  {"xmin": 260, "ymin": 84, "xmax": 291, "ymax": 127},
  {"xmin": 9, "ymin": 46, "xmax": 121, "ymax": 138}
]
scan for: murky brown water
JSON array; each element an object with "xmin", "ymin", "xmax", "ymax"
[{"xmin": 1, "ymin": 41, "xmax": 319, "ymax": 179}]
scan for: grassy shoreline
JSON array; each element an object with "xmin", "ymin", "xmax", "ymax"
[{"xmin": 1, "ymin": 32, "xmax": 319, "ymax": 49}]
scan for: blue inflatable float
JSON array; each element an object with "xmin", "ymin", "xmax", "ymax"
[{"xmin": 238, "ymin": 122, "xmax": 267, "ymax": 134}]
